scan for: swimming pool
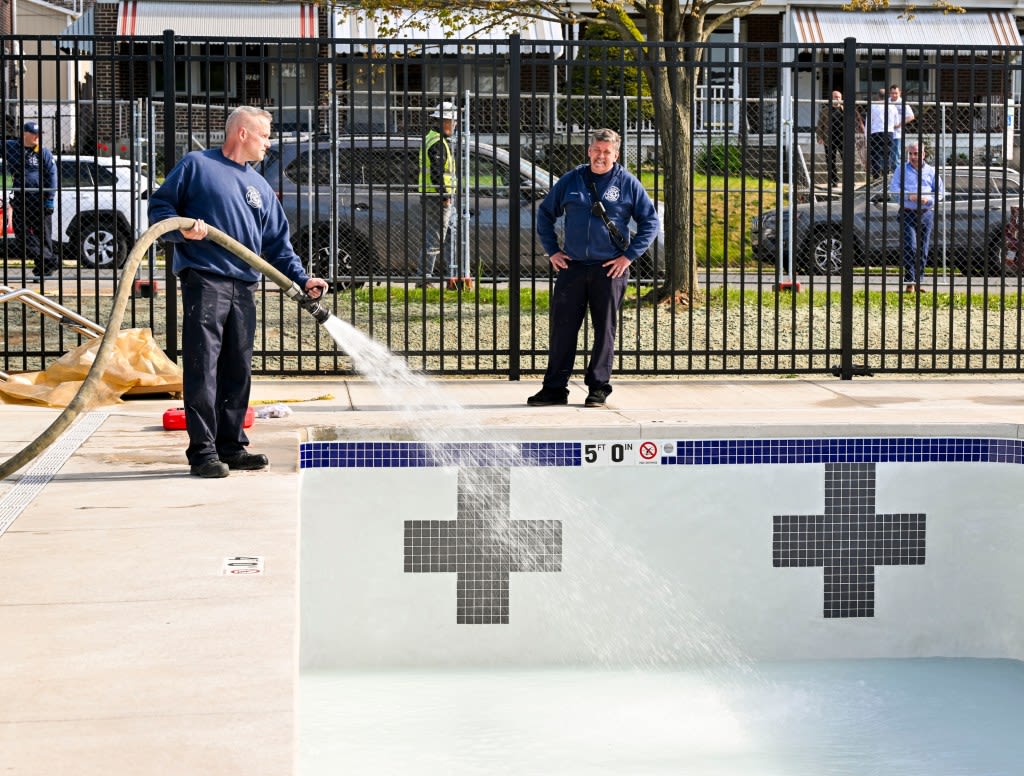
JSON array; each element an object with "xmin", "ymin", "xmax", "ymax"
[{"xmin": 298, "ymin": 429, "xmax": 1024, "ymax": 773}]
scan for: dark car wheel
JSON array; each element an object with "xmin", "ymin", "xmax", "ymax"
[
  {"xmin": 303, "ymin": 225, "xmax": 373, "ymax": 290},
  {"xmin": 805, "ymin": 229, "xmax": 843, "ymax": 275},
  {"xmin": 78, "ymin": 219, "xmax": 128, "ymax": 269}
]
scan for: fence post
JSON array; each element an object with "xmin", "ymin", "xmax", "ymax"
[
  {"xmin": 509, "ymin": 33, "xmax": 522, "ymax": 380},
  {"xmin": 839, "ymin": 37, "xmax": 857, "ymax": 380},
  {"xmin": 162, "ymin": 29, "xmax": 179, "ymax": 361}
]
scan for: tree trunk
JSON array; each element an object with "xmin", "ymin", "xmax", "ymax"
[{"xmin": 643, "ymin": 45, "xmax": 698, "ymax": 306}]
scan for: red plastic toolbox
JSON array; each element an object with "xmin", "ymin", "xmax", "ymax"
[{"xmin": 163, "ymin": 406, "xmax": 254, "ymax": 430}]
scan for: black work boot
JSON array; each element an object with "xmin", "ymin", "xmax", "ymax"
[
  {"xmin": 526, "ymin": 386, "xmax": 569, "ymax": 407},
  {"xmin": 221, "ymin": 451, "xmax": 269, "ymax": 471},
  {"xmin": 190, "ymin": 459, "xmax": 230, "ymax": 478}
]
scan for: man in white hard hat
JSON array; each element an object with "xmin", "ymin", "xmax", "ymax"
[{"xmin": 417, "ymin": 101, "xmax": 469, "ymax": 290}]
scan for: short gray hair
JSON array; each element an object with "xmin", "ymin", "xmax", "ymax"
[
  {"xmin": 590, "ymin": 128, "xmax": 621, "ymax": 147},
  {"xmin": 226, "ymin": 105, "xmax": 272, "ymax": 133}
]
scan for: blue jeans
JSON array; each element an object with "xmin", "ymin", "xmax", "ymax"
[
  {"xmin": 890, "ymin": 137, "xmax": 903, "ymax": 171},
  {"xmin": 900, "ymin": 208, "xmax": 935, "ymax": 284}
]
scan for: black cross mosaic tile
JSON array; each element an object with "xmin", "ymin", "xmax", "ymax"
[
  {"xmin": 773, "ymin": 462, "xmax": 926, "ymax": 618},
  {"xmin": 404, "ymin": 467, "xmax": 562, "ymax": 624}
]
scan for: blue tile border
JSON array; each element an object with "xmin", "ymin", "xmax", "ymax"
[
  {"xmin": 663, "ymin": 437, "xmax": 1014, "ymax": 465},
  {"xmin": 299, "ymin": 437, "xmax": 1023, "ymax": 469},
  {"xmin": 299, "ymin": 440, "xmax": 582, "ymax": 469}
]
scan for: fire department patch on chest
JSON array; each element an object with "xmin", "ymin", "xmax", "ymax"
[
  {"xmin": 603, "ymin": 186, "xmax": 621, "ymax": 202},
  {"xmin": 245, "ymin": 186, "xmax": 262, "ymax": 209}
]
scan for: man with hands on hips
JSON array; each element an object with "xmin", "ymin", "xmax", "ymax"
[{"xmin": 528, "ymin": 128, "xmax": 658, "ymax": 408}]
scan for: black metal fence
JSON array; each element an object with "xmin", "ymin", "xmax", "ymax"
[{"xmin": 3, "ymin": 31, "xmax": 1024, "ymax": 379}]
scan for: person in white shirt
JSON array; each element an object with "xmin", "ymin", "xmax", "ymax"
[
  {"xmin": 867, "ymin": 87, "xmax": 900, "ymax": 181},
  {"xmin": 888, "ymin": 85, "xmax": 916, "ymax": 171}
]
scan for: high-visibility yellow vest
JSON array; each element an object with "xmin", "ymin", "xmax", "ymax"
[{"xmin": 419, "ymin": 129, "xmax": 455, "ymax": 195}]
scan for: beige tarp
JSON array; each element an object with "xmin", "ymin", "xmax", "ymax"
[{"xmin": 0, "ymin": 328, "xmax": 182, "ymax": 407}]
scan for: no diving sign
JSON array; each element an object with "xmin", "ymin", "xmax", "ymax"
[
  {"xmin": 638, "ymin": 440, "xmax": 661, "ymax": 463},
  {"xmin": 221, "ymin": 556, "xmax": 264, "ymax": 575}
]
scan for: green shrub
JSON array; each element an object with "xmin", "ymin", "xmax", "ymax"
[{"xmin": 696, "ymin": 144, "xmax": 742, "ymax": 176}]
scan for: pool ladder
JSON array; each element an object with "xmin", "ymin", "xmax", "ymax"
[{"xmin": 0, "ymin": 283, "xmax": 105, "ymax": 382}]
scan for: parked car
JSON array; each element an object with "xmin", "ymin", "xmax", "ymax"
[
  {"xmin": 259, "ymin": 136, "xmax": 663, "ymax": 287},
  {"xmin": 2, "ymin": 155, "xmax": 149, "ymax": 269},
  {"xmin": 751, "ymin": 167, "xmax": 1022, "ymax": 276}
]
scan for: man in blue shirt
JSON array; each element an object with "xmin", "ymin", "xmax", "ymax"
[
  {"xmin": 529, "ymin": 128, "xmax": 659, "ymax": 408},
  {"xmin": 149, "ymin": 106, "xmax": 328, "ymax": 478},
  {"xmin": 4, "ymin": 121, "xmax": 58, "ymax": 277},
  {"xmin": 889, "ymin": 142, "xmax": 943, "ymax": 293}
]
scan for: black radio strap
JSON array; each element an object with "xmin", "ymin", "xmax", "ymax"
[{"xmin": 584, "ymin": 170, "xmax": 630, "ymax": 253}]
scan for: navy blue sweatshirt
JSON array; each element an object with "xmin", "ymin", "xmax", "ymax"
[
  {"xmin": 148, "ymin": 148, "xmax": 309, "ymax": 286},
  {"xmin": 536, "ymin": 163, "xmax": 658, "ymax": 264}
]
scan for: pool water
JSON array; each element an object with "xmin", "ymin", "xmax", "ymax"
[{"xmin": 299, "ymin": 658, "xmax": 1024, "ymax": 775}]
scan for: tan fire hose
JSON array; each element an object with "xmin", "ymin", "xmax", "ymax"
[{"xmin": 0, "ymin": 217, "xmax": 330, "ymax": 481}]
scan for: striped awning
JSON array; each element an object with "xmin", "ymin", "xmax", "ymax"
[
  {"xmin": 117, "ymin": 1, "xmax": 318, "ymax": 38},
  {"xmin": 333, "ymin": 8, "xmax": 564, "ymax": 54},
  {"xmin": 792, "ymin": 9, "xmax": 1021, "ymax": 48},
  {"xmin": 59, "ymin": 6, "xmax": 95, "ymax": 54}
]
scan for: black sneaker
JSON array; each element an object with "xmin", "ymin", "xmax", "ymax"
[
  {"xmin": 221, "ymin": 451, "xmax": 269, "ymax": 470},
  {"xmin": 31, "ymin": 264, "xmax": 59, "ymax": 278},
  {"xmin": 190, "ymin": 459, "xmax": 230, "ymax": 478},
  {"xmin": 526, "ymin": 387, "xmax": 569, "ymax": 406},
  {"xmin": 584, "ymin": 388, "xmax": 610, "ymax": 408}
]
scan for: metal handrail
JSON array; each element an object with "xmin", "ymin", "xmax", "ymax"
[{"xmin": 0, "ymin": 284, "xmax": 106, "ymax": 372}]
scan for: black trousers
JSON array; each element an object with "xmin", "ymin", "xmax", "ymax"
[
  {"xmin": 179, "ymin": 268, "xmax": 258, "ymax": 466},
  {"xmin": 824, "ymin": 142, "xmax": 842, "ymax": 185},
  {"xmin": 12, "ymin": 192, "xmax": 55, "ymax": 269},
  {"xmin": 542, "ymin": 261, "xmax": 628, "ymax": 391},
  {"xmin": 868, "ymin": 133, "xmax": 892, "ymax": 179}
]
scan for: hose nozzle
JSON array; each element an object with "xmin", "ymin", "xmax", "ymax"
[
  {"xmin": 299, "ymin": 294, "xmax": 332, "ymax": 325},
  {"xmin": 282, "ymin": 281, "xmax": 331, "ymax": 325}
]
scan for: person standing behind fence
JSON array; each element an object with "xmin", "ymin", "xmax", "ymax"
[
  {"xmin": 528, "ymin": 128, "xmax": 659, "ymax": 409},
  {"xmin": 815, "ymin": 90, "xmax": 861, "ymax": 186},
  {"xmin": 888, "ymin": 84, "xmax": 916, "ymax": 171},
  {"xmin": 890, "ymin": 143, "xmax": 943, "ymax": 294},
  {"xmin": 148, "ymin": 106, "xmax": 328, "ymax": 478},
  {"xmin": 5, "ymin": 121, "xmax": 58, "ymax": 278},
  {"xmin": 417, "ymin": 101, "xmax": 469, "ymax": 290},
  {"xmin": 867, "ymin": 88, "xmax": 899, "ymax": 182}
]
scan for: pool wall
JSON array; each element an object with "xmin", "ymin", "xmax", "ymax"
[{"xmin": 299, "ymin": 430, "xmax": 1024, "ymax": 669}]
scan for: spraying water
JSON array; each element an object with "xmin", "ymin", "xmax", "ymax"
[{"xmin": 319, "ymin": 313, "xmax": 749, "ymax": 667}]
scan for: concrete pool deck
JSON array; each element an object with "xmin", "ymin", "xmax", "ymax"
[{"xmin": 3, "ymin": 375, "xmax": 1024, "ymax": 775}]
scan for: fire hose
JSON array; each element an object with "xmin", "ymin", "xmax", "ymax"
[{"xmin": 0, "ymin": 216, "xmax": 330, "ymax": 481}]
